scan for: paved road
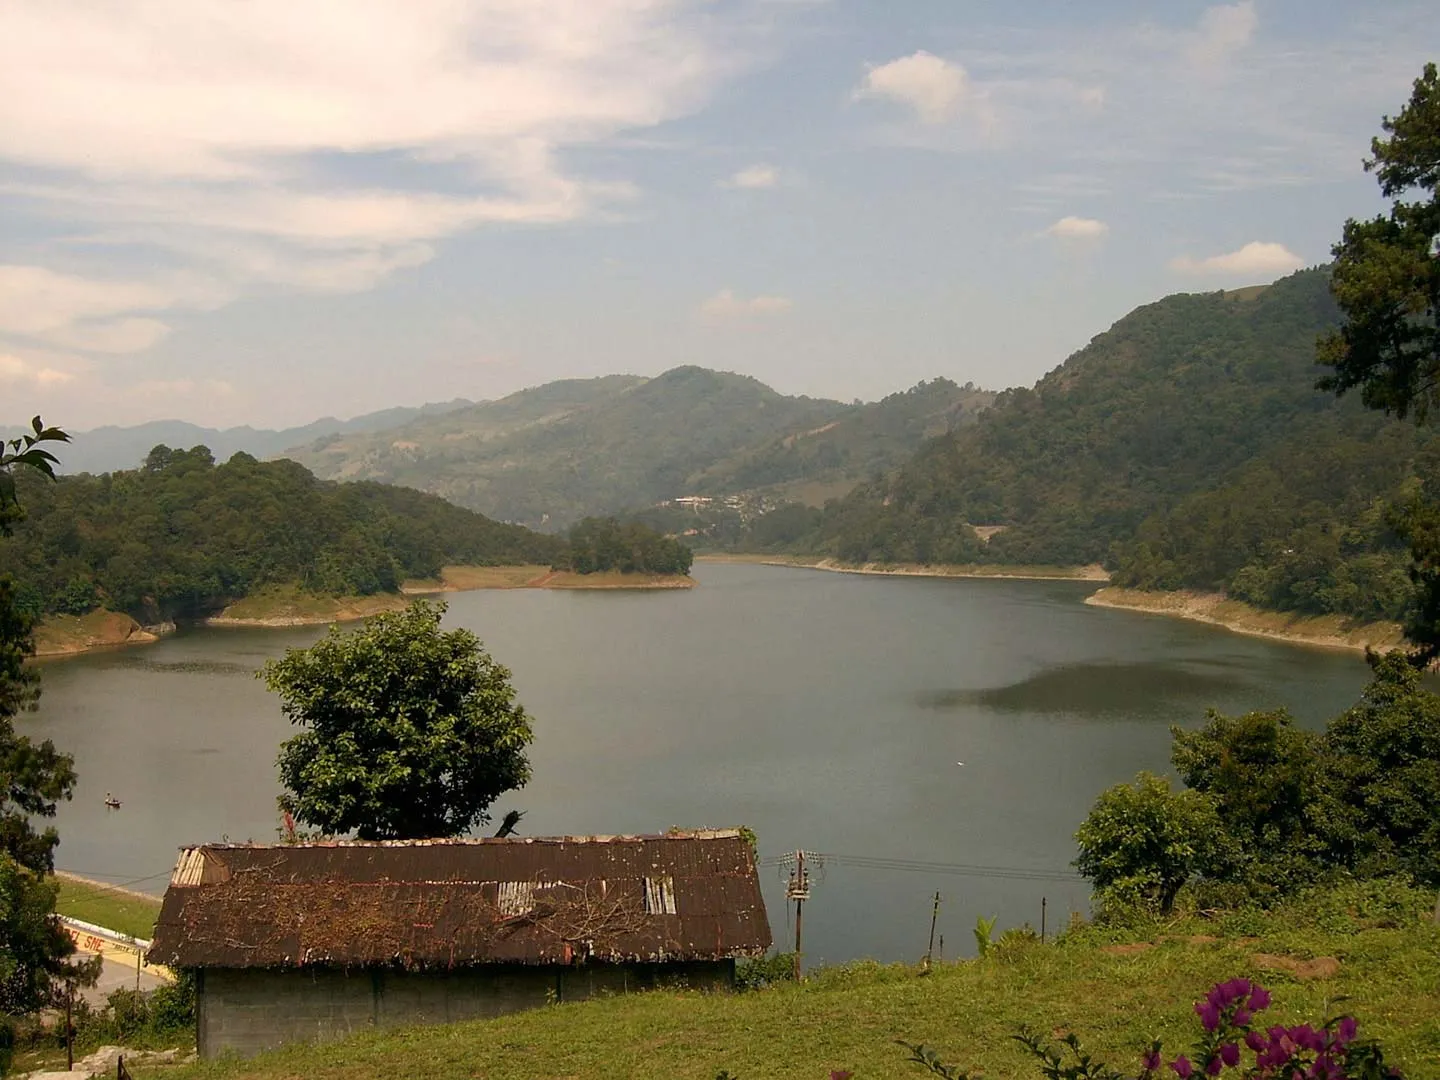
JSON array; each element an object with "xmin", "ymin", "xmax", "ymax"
[{"xmin": 77, "ymin": 951, "xmax": 167, "ymax": 1007}]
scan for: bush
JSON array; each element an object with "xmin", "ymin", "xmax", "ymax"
[{"xmin": 735, "ymin": 951, "xmax": 797, "ymax": 991}]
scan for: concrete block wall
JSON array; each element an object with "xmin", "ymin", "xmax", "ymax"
[{"xmin": 198, "ymin": 960, "xmax": 735, "ymax": 1059}]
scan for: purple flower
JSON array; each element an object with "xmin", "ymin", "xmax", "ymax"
[
  {"xmin": 1197, "ymin": 1001, "xmax": 1222, "ymax": 1032},
  {"xmin": 1143, "ymin": 1048, "xmax": 1163, "ymax": 1072},
  {"xmin": 1233, "ymin": 1009, "xmax": 1253, "ymax": 1028},
  {"xmin": 1220, "ymin": 1042, "xmax": 1241, "ymax": 1068},
  {"xmin": 1206, "ymin": 1056, "xmax": 1224, "ymax": 1076},
  {"xmin": 1248, "ymin": 986, "xmax": 1272, "ymax": 1012},
  {"xmin": 1246, "ymin": 1031, "xmax": 1269, "ymax": 1053},
  {"xmin": 1294, "ymin": 1026, "xmax": 1325, "ymax": 1054},
  {"xmin": 1172, "ymin": 1055, "xmax": 1195, "ymax": 1078},
  {"xmin": 1334, "ymin": 1017, "xmax": 1358, "ymax": 1046}
]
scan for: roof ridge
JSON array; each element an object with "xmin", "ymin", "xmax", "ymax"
[{"xmin": 181, "ymin": 828, "xmax": 744, "ymax": 852}]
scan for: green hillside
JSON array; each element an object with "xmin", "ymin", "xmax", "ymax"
[
  {"xmin": 286, "ymin": 368, "xmax": 851, "ymax": 529},
  {"xmin": 802, "ymin": 269, "xmax": 1434, "ymax": 624},
  {"xmin": 689, "ymin": 376, "xmax": 994, "ymax": 505},
  {"xmin": 156, "ymin": 883, "xmax": 1440, "ymax": 1080},
  {"xmin": 0, "ymin": 446, "xmax": 564, "ymax": 624}
]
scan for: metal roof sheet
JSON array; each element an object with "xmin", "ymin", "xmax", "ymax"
[{"xmin": 146, "ymin": 831, "xmax": 771, "ymax": 970}]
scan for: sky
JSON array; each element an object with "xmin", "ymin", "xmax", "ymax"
[{"xmin": 2, "ymin": 1, "xmax": 1437, "ymax": 431}]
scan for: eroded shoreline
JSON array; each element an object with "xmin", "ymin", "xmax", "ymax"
[
  {"xmin": 34, "ymin": 565, "xmax": 695, "ymax": 656},
  {"xmin": 1083, "ymin": 586, "xmax": 1403, "ymax": 655}
]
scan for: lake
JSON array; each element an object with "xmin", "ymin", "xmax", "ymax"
[{"xmin": 23, "ymin": 561, "xmax": 1374, "ymax": 965}]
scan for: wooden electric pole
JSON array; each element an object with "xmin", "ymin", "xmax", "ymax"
[
  {"xmin": 924, "ymin": 891, "xmax": 941, "ymax": 969},
  {"xmin": 786, "ymin": 851, "xmax": 810, "ymax": 981}
]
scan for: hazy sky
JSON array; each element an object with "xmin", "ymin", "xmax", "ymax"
[{"xmin": 2, "ymin": 1, "xmax": 1437, "ymax": 430}]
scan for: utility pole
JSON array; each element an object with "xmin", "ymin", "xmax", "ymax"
[
  {"xmin": 924, "ymin": 891, "xmax": 941, "ymax": 969},
  {"xmin": 65, "ymin": 981, "xmax": 73, "ymax": 1071},
  {"xmin": 1041, "ymin": 896, "xmax": 1047, "ymax": 943},
  {"xmin": 786, "ymin": 850, "xmax": 810, "ymax": 981}
]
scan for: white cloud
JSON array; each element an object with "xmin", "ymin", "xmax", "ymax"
[
  {"xmin": 43, "ymin": 318, "xmax": 172, "ymax": 354},
  {"xmin": 0, "ymin": 264, "xmax": 228, "ymax": 354},
  {"xmin": 0, "ymin": 351, "xmax": 78, "ymax": 387},
  {"xmin": 1044, "ymin": 216, "xmax": 1109, "ymax": 240},
  {"xmin": 1169, "ymin": 241, "xmax": 1305, "ymax": 275},
  {"xmin": 0, "ymin": 1, "xmax": 769, "ymax": 349},
  {"xmin": 855, "ymin": 51, "xmax": 974, "ymax": 125},
  {"xmin": 699, "ymin": 289, "xmax": 794, "ymax": 320},
  {"xmin": 723, "ymin": 164, "xmax": 781, "ymax": 189},
  {"xmin": 1189, "ymin": 2, "xmax": 1258, "ymax": 66}
]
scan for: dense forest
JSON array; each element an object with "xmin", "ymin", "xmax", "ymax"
[
  {"xmin": 780, "ymin": 268, "xmax": 1435, "ymax": 624},
  {"xmin": 556, "ymin": 517, "xmax": 694, "ymax": 576},
  {"xmin": 0, "ymin": 445, "xmax": 566, "ymax": 622}
]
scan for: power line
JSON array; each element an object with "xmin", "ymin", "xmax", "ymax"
[{"xmin": 760, "ymin": 851, "xmax": 1081, "ymax": 883}]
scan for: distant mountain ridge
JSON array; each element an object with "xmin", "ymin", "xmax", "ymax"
[
  {"xmin": 284, "ymin": 368, "xmax": 994, "ymax": 529},
  {"xmin": 55, "ymin": 398, "xmax": 478, "ymax": 475}
]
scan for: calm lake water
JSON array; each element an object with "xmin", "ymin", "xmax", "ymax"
[{"xmin": 24, "ymin": 561, "xmax": 1373, "ymax": 964}]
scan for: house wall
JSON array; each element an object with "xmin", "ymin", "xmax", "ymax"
[{"xmin": 196, "ymin": 960, "xmax": 735, "ymax": 1059}]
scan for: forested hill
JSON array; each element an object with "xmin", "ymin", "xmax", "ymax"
[
  {"xmin": 686, "ymin": 377, "xmax": 994, "ymax": 503},
  {"xmin": 285, "ymin": 368, "xmax": 993, "ymax": 529},
  {"xmin": 285, "ymin": 367, "xmax": 851, "ymax": 529},
  {"xmin": 807, "ymin": 268, "xmax": 1439, "ymax": 623},
  {"xmin": 0, "ymin": 446, "xmax": 564, "ymax": 623}
]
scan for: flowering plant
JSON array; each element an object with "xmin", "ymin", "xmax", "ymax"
[
  {"xmin": 901, "ymin": 979, "xmax": 1401, "ymax": 1080},
  {"xmin": 1145, "ymin": 978, "xmax": 1400, "ymax": 1080}
]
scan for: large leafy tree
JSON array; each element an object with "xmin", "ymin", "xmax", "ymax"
[
  {"xmin": 1319, "ymin": 62, "xmax": 1440, "ymax": 421},
  {"xmin": 1312, "ymin": 653, "xmax": 1440, "ymax": 887},
  {"xmin": 263, "ymin": 600, "xmax": 534, "ymax": 839},
  {"xmin": 1074, "ymin": 772, "xmax": 1234, "ymax": 914},
  {"xmin": 0, "ymin": 418, "xmax": 100, "ymax": 1023},
  {"xmin": 1318, "ymin": 62, "xmax": 1440, "ymax": 659},
  {"xmin": 1170, "ymin": 708, "xmax": 1328, "ymax": 900}
]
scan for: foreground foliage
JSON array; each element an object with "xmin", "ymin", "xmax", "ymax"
[
  {"xmin": 0, "ymin": 418, "xmax": 99, "ymax": 1068},
  {"xmin": 1077, "ymin": 654, "xmax": 1440, "ymax": 914},
  {"xmin": 263, "ymin": 600, "xmax": 533, "ymax": 840},
  {"xmin": 147, "ymin": 881, "xmax": 1440, "ymax": 1080}
]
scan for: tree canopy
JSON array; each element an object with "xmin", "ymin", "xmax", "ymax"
[
  {"xmin": 1314, "ymin": 62, "xmax": 1440, "ymax": 660},
  {"xmin": 1077, "ymin": 654, "xmax": 1440, "ymax": 915},
  {"xmin": 0, "ymin": 417, "xmax": 99, "ymax": 1020},
  {"xmin": 263, "ymin": 600, "xmax": 533, "ymax": 840},
  {"xmin": 556, "ymin": 517, "xmax": 693, "ymax": 576},
  {"xmin": 1318, "ymin": 62, "xmax": 1440, "ymax": 422},
  {"xmin": 0, "ymin": 446, "xmax": 564, "ymax": 623}
]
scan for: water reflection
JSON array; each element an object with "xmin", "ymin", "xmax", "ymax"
[{"xmin": 920, "ymin": 661, "xmax": 1256, "ymax": 718}]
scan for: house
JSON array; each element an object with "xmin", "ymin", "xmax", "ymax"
[{"xmin": 146, "ymin": 829, "xmax": 771, "ymax": 1059}]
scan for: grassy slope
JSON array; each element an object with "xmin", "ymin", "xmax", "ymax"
[
  {"xmin": 55, "ymin": 874, "xmax": 164, "ymax": 940},
  {"xmin": 156, "ymin": 899, "xmax": 1440, "ymax": 1080}
]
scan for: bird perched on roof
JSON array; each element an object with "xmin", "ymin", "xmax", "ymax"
[{"xmin": 493, "ymin": 809, "xmax": 525, "ymax": 838}]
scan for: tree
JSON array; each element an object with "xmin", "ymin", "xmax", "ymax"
[
  {"xmin": 1074, "ymin": 772, "xmax": 1233, "ymax": 914},
  {"xmin": 1318, "ymin": 63, "xmax": 1440, "ymax": 660},
  {"xmin": 262, "ymin": 600, "xmax": 533, "ymax": 840},
  {"xmin": 1312, "ymin": 652, "xmax": 1440, "ymax": 887},
  {"xmin": 0, "ymin": 417, "xmax": 98, "ymax": 1031},
  {"xmin": 1170, "ymin": 708, "xmax": 1324, "ymax": 896},
  {"xmin": 1318, "ymin": 62, "xmax": 1440, "ymax": 422}
]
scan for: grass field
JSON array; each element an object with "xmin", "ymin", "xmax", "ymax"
[
  {"xmin": 55, "ymin": 874, "xmax": 164, "ymax": 941},
  {"xmin": 152, "ymin": 885, "xmax": 1440, "ymax": 1080}
]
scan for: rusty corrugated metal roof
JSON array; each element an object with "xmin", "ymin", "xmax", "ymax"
[{"xmin": 146, "ymin": 831, "xmax": 771, "ymax": 970}]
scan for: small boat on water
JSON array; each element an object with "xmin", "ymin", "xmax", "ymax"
[{"xmin": 103, "ymin": 792, "xmax": 121, "ymax": 810}]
